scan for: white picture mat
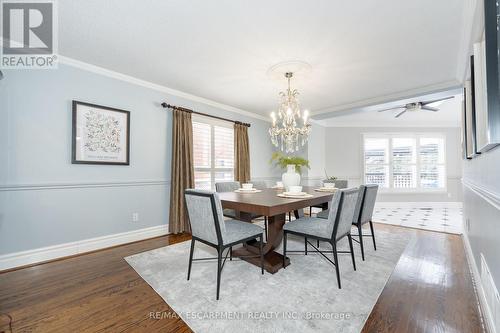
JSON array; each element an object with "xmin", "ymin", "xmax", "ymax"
[
  {"xmin": 465, "ymin": 79, "xmax": 475, "ymax": 157},
  {"xmin": 473, "ymin": 39, "xmax": 490, "ymax": 152},
  {"xmin": 75, "ymin": 104, "xmax": 128, "ymax": 163}
]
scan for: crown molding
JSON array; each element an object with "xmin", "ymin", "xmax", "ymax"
[
  {"xmin": 58, "ymin": 55, "xmax": 270, "ymax": 122},
  {"xmin": 311, "ymin": 80, "xmax": 462, "ymax": 118}
]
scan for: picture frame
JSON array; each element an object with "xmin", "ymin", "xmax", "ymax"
[
  {"xmin": 474, "ymin": 0, "xmax": 500, "ymax": 152},
  {"xmin": 72, "ymin": 100, "xmax": 130, "ymax": 165},
  {"xmin": 463, "ymin": 56, "xmax": 479, "ymax": 159}
]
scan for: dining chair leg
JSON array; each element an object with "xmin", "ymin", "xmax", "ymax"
[
  {"xmin": 259, "ymin": 235, "xmax": 264, "ymax": 275},
  {"xmin": 332, "ymin": 242, "xmax": 341, "ymax": 289},
  {"xmin": 358, "ymin": 223, "xmax": 365, "ymax": 261},
  {"xmin": 229, "ymin": 246, "xmax": 233, "ymax": 261},
  {"xmin": 309, "ymin": 207, "xmax": 312, "ymax": 216},
  {"xmin": 348, "ymin": 234, "xmax": 356, "ymax": 271},
  {"xmin": 288, "ymin": 212, "xmax": 291, "ymax": 221},
  {"xmin": 369, "ymin": 220, "xmax": 377, "ymax": 251},
  {"xmin": 264, "ymin": 216, "xmax": 268, "ymax": 240},
  {"xmin": 283, "ymin": 232, "xmax": 287, "ymax": 268},
  {"xmin": 187, "ymin": 239, "xmax": 195, "ymax": 280},
  {"xmin": 304, "ymin": 237, "xmax": 308, "ymax": 255},
  {"xmin": 216, "ymin": 248, "xmax": 222, "ymax": 300}
]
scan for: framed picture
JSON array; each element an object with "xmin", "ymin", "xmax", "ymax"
[
  {"xmin": 72, "ymin": 100, "xmax": 130, "ymax": 165},
  {"xmin": 474, "ymin": 0, "xmax": 500, "ymax": 152},
  {"xmin": 463, "ymin": 56, "xmax": 479, "ymax": 159}
]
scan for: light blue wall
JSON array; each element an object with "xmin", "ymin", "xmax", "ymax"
[
  {"xmin": 0, "ymin": 63, "xmax": 277, "ymax": 254},
  {"xmin": 463, "ymin": 147, "xmax": 500, "ymax": 290}
]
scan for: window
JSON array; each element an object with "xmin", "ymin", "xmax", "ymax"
[
  {"xmin": 363, "ymin": 134, "xmax": 446, "ymax": 191},
  {"xmin": 192, "ymin": 115, "xmax": 234, "ymax": 190}
]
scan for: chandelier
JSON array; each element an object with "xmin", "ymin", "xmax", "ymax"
[{"xmin": 269, "ymin": 72, "xmax": 311, "ymax": 153}]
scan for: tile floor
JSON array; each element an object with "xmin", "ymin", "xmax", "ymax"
[{"xmin": 372, "ymin": 204, "xmax": 463, "ymax": 234}]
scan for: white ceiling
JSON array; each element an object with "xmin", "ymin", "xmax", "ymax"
[
  {"xmin": 58, "ymin": 0, "xmax": 466, "ymax": 119},
  {"xmin": 318, "ymin": 94, "xmax": 463, "ymax": 127}
]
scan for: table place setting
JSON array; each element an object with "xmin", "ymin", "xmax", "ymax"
[
  {"xmin": 314, "ymin": 182, "xmax": 338, "ymax": 192},
  {"xmin": 277, "ymin": 185, "xmax": 313, "ymax": 198},
  {"xmin": 234, "ymin": 183, "xmax": 262, "ymax": 193},
  {"xmin": 271, "ymin": 181, "xmax": 285, "ymax": 189}
]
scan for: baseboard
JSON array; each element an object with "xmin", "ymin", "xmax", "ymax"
[
  {"xmin": 0, "ymin": 225, "xmax": 169, "ymax": 271},
  {"xmin": 462, "ymin": 232, "xmax": 496, "ymax": 333}
]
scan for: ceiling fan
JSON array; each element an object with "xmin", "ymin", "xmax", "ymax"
[{"xmin": 377, "ymin": 96, "xmax": 454, "ymax": 118}]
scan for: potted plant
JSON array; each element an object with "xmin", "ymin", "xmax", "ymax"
[
  {"xmin": 270, "ymin": 152, "xmax": 310, "ymax": 190},
  {"xmin": 324, "ymin": 169, "xmax": 338, "ymax": 186}
]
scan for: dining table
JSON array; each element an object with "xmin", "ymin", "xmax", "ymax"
[{"xmin": 218, "ymin": 186, "xmax": 334, "ymax": 273}]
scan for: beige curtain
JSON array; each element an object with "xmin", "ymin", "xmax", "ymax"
[
  {"xmin": 169, "ymin": 109, "xmax": 195, "ymax": 234},
  {"xmin": 234, "ymin": 122, "xmax": 250, "ymax": 183}
]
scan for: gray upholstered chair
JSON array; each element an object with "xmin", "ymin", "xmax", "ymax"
[
  {"xmin": 334, "ymin": 180, "xmax": 348, "ymax": 189},
  {"xmin": 250, "ymin": 180, "xmax": 268, "ymax": 190},
  {"xmin": 317, "ymin": 184, "xmax": 379, "ymax": 261},
  {"xmin": 310, "ymin": 180, "xmax": 348, "ymax": 216},
  {"xmin": 215, "ymin": 181, "xmax": 240, "ymax": 218},
  {"xmin": 283, "ymin": 188, "xmax": 359, "ymax": 289},
  {"xmin": 184, "ymin": 189, "xmax": 264, "ymax": 300},
  {"xmin": 351, "ymin": 185, "xmax": 378, "ymax": 260},
  {"xmin": 215, "ymin": 181, "xmax": 268, "ymax": 239}
]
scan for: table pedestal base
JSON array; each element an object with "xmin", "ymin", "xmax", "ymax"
[{"xmin": 232, "ymin": 246, "xmax": 289, "ymax": 274}]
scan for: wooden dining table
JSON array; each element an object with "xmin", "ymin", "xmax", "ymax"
[{"xmin": 218, "ymin": 186, "xmax": 334, "ymax": 273}]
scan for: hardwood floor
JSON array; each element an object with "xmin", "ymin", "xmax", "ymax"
[
  {"xmin": 0, "ymin": 224, "xmax": 483, "ymax": 333},
  {"xmin": 362, "ymin": 226, "xmax": 484, "ymax": 333}
]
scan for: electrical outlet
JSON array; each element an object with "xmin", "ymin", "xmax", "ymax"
[{"xmin": 132, "ymin": 213, "xmax": 139, "ymax": 222}]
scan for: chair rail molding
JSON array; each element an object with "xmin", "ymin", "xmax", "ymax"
[
  {"xmin": 462, "ymin": 178, "xmax": 500, "ymax": 211},
  {"xmin": 0, "ymin": 179, "xmax": 170, "ymax": 191},
  {"xmin": 0, "ymin": 225, "xmax": 169, "ymax": 271}
]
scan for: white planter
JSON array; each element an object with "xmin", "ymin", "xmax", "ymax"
[{"xmin": 282, "ymin": 164, "xmax": 301, "ymax": 191}]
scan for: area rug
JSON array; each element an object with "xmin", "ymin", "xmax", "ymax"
[{"xmin": 125, "ymin": 227, "xmax": 411, "ymax": 333}]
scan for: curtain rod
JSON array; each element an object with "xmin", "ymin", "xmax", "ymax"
[{"xmin": 161, "ymin": 102, "xmax": 251, "ymax": 127}]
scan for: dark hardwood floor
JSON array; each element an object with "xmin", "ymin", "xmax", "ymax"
[
  {"xmin": 362, "ymin": 226, "xmax": 484, "ymax": 333},
  {"xmin": 0, "ymin": 224, "xmax": 483, "ymax": 333}
]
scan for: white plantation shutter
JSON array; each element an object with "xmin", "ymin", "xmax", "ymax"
[
  {"xmin": 364, "ymin": 138, "xmax": 389, "ymax": 188},
  {"xmin": 419, "ymin": 137, "xmax": 445, "ymax": 189},
  {"xmin": 364, "ymin": 134, "xmax": 446, "ymax": 191},
  {"xmin": 391, "ymin": 138, "xmax": 416, "ymax": 188},
  {"xmin": 192, "ymin": 115, "xmax": 234, "ymax": 190}
]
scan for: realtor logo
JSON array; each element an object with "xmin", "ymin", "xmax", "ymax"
[{"xmin": 1, "ymin": 0, "xmax": 58, "ymax": 68}]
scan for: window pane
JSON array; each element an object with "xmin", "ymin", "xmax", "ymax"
[
  {"xmin": 194, "ymin": 170, "xmax": 211, "ymax": 190},
  {"xmin": 364, "ymin": 138, "xmax": 388, "ymax": 164},
  {"xmin": 392, "ymin": 138, "xmax": 416, "ymax": 164},
  {"xmin": 393, "ymin": 165, "xmax": 417, "ymax": 188},
  {"xmin": 420, "ymin": 137, "xmax": 444, "ymax": 164},
  {"xmin": 214, "ymin": 126, "xmax": 234, "ymax": 168},
  {"xmin": 214, "ymin": 171, "xmax": 234, "ymax": 183},
  {"xmin": 365, "ymin": 165, "xmax": 389, "ymax": 188},
  {"xmin": 420, "ymin": 165, "xmax": 445, "ymax": 189},
  {"xmin": 193, "ymin": 122, "xmax": 211, "ymax": 168}
]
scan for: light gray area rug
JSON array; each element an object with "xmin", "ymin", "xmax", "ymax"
[{"xmin": 126, "ymin": 227, "xmax": 411, "ymax": 333}]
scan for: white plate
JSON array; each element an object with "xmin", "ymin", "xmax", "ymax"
[
  {"xmin": 315, "ymin": 187, "xmax": 337, "ymax": 192},
  {"xmin": 282, "ymin": 191, "xmax": 307, "ymax": 196},
  {"xmin": 235, "ymin": 189, "xmax": 261, "ymax": 193},
  {"xmin": 278, "ymin": 193, "xmax": 313, "ymax": 198}
]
